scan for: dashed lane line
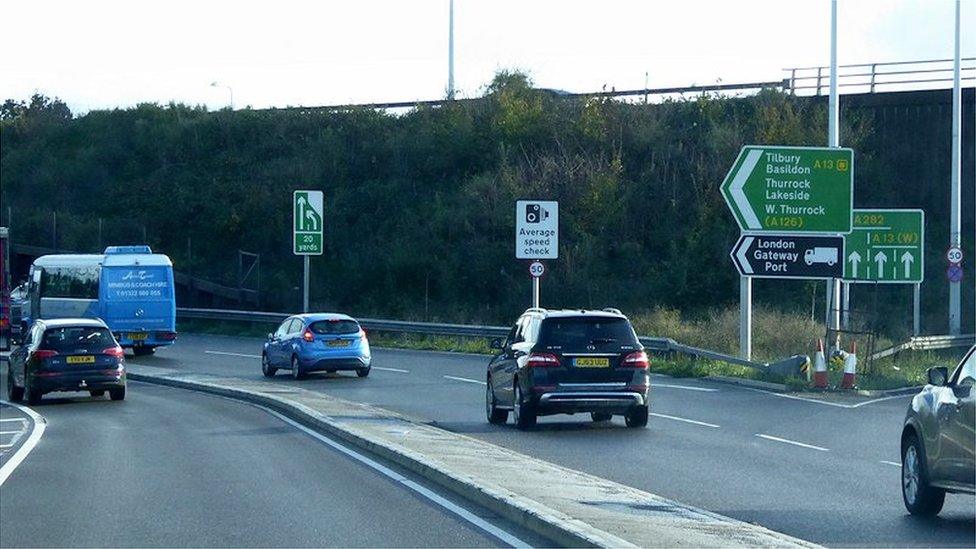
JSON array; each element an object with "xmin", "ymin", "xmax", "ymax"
[
  {"xmin": 443, "ymin": 375, "xmax": 487, "ymax": 386},
  {"xmin": 204, "ymin": 350, "xmax": 261, "ymax": 359},
  {"xmin": 755, "ymin": 433, "xmax": 829, "ymax": 452},
  {"xmin": 880, "ymin": 460, "xmax": 901, "ymax": 468},
  {"xmin": 0, "ymin": 418, "xmax": 29, "ymax": 423},
  {"xmin": 650, "ymin": 413, "xmax": 720, "ymax": 428},
  {"xmin": 653, "ymin": 384, "xmax": 718, "ymax": 393},
  {"xmin": 373, "ymin": 367, "xmax": 410, "ymax": 373},
  {"xmin": 742, "ymin": 387, "xmax": 909, "ymax": 409}
]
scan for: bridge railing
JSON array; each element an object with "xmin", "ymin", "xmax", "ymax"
[
  {"xmin": 784, "ymin": 57, "xmax": 975, "ymax": 95},
  {"xmin": 176, "ymin": 307, "xmax": 806, "ymax": 374}
]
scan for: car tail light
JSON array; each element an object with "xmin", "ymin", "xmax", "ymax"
[
  {"xmin": 526, "ymin": 353, "xmax": 560, "ymax": 368},
  {"xmin": 156, "ymin": 331, "xmax": 177, "ymax": 341},
  {"xmin": 32, "ymin": 349, "xmax": 59, "ymax": 360},
  {"xmin": 303, "ymin": 329, "xmax": 315, "ymax": 342},
  {"xmin": 102, "ymin": 346, "xmax": 125, "ymax": 358},
  {"xmin": 621, "ymin": 351, "xmax": 649, "ymax": 369}
]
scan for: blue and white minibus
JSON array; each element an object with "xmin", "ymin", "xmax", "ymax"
[{"xmin": 18, "ymin": 246, "xmax": 176, "ymax": 355}]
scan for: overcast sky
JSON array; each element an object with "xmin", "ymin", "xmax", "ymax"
[{"xmin": 1, "ymin": 0, "xmax": 971, "ymax": 113}]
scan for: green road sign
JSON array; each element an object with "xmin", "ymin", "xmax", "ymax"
[
  {"xmin": 293, "ymin": 190, "xmax": 324, "ymax": 255},
  {"xmin": 721, "ymin": 146, "xmax": 854, "ymax": 234},
  {"xmin": 844, "ymin": 209, "xmax": 924, "ymax": 283}
]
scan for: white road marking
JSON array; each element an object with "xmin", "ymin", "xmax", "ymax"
[
  {"xmin": 653, "ymin": 384, "xmax": 718, "ymax": 393},
  {"xmin": 254, "ymin": 403, "xmax": 530, "ymax": 547},
  {"xmin": 650, "ymin": 413, "xmax": 720, "ymax": 428},
  {"xmin": 443, "ymin": 375, "xmax": 486, "ymax": 386},
  {"xmin": 373, "ymin": 367, "xmax": 410, "ymax": 373},
  {"xmin": 742, "ymin": 387, "xmax": 909, "ymax": 409},
  {"xmin": 0, "ymin": 418, "xmax": 28, "ymax": 424},
  {"xmin": 880, "ymin": 460, "xmax": 901, "ymax": 468},
  {"xmin": 0, "ymin": 430, "xmax": 24, "ymax": 435},
  {"xmin": 0, "ymin": 402, "xmax": 46, "ymax": 486},
  {"xmin": 755, "ymin": 434, "xmax": 829, "ymax": 452},
  {"xmin": 0, "ymin": 443, "xmax": 11, "ymax": 449},
  {"xmin": 204, "ymin": 350, "xmax": 261, "ymax": 359}
]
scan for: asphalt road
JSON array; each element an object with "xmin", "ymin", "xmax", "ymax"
[
  {"xmin": 144, "ymin": 333, "xmax": 976, "ymax": 548},
  {"xmin": 0, "ymin": 371, "xmax": 544, "ymax": 548}
]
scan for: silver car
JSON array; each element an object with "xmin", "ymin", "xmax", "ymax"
[{"xmin": 901, "ymin": 346, "xmax": 975, "ymax": 516}]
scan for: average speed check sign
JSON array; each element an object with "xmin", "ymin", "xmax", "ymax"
[{"xmin": 516, "ymin": 200, "xmax": 558, "ymax": 259}]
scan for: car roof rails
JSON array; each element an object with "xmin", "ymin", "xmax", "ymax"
[
  {"xmin": 524, "ymin": 307, "xmax": 547, "ymax": 314},
  {"xmin": 602, "ymin": 307, "xmax": 623, "ymax": 315}
]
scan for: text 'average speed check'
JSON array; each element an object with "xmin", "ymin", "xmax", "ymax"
[{"xmin": 516, "ymin": 200, "xmax": 558, "ymax": 259}]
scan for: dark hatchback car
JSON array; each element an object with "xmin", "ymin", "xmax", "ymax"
[
  {"xmin": 901, "ymin": 345, "xmax": 975, "ymax": 516},
  {"xmin": 486, "ymin": 308, "xmax": 650, "ymax": 430},
  {"xmin": 7, "ymin": 318, "xmax": 127, "ymax": 404}
]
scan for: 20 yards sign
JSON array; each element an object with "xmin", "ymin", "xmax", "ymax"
[
  {"xmin": 721, "ymin": 146, "xmax": 853, "ymax": 234},
  {"xmin": 294, "ymin": 190, "xmax": 324, "ymax": 255}
]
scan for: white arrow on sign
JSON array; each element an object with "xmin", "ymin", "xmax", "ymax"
[
  {"xmin": 901, "ymin": 251, "xmax": 914, "ymax": 278},
  {"xmin": 848, "ymin": 251, "xmax": 862, "ymax": 278},
  {"xmin": 875, "ymin": 251, "xmax": 887, "ymax": 279},
  {"xmin": 730, "ymin": 149, "xmax": 764, "ymax": 230},
  {"xmin": 736, "ymin": 236, "xmax": 755, "ymax": 274}
]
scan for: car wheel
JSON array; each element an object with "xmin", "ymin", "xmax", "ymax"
[
  {"xmin": 902, "ymin": 434, "xmax": 945, "ymax": 516},
  {"xmin": 513, "ymin": 382, "xmax": 536, "ymax": 430},
  {"xmin": 625, "ymin": 405, "xmax": 649, "ymax": 428},
  {"xmin": 7, "ymin": 371, "xmax": 24, "ymax": 402},
  {"xmin": 485, "ymin": 378, "xmax": 509, "ymax": 425},
  {"xmin": 356, "ymin": 367, "xmax": 370, "ymax": 378},
  {"xmin": 591, "ymin": 412, "xmax": 612, "ymax": 422},
  {"xmin": 133, "ymin": 347, "xmax": 155, "ymax": 357},
  {"xmin": 291, "ymin": 356, "xmax": 305, "ymax": 380},
  {"xmin": 109, "ymin": 386, "xmax": 126, "ymax": 401},
  {"xmin": 261, "ymin": 354, "xmax": 277, "ymax": 378},
  {"xmin": 89, "ymin": 390, "xmax": 106, "ymax": 398},
  {"xmin": 25, "ymin": 375, "xmax": 42, "ymax": 405}
]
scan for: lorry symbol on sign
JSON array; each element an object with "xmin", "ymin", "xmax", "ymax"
[{"xmin": 804, "ymin": 248, "xmax": 838, "ymax": 266}]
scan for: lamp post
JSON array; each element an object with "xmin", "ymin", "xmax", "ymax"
[{"xmin": 210, "ymin": 81, "xmax": 234, "ymax": 109}]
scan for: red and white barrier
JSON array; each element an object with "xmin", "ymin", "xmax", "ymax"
[
  {"xmin": 840, "ymin": 341, "xmax": 857, "ymax": 389},
  {"xmin": 813, "ymin": 338, "xmax": 828, "ymax": 389}
]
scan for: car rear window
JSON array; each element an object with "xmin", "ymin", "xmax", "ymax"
[
  {"xmin": 41, "ymin": 327, "xmax": 116, "ymax": 353},
  {"xmin": 309, "ymin": 320, "xmax": 360, "ymax": 335},
  {"xmin": 538, "ymin": 317, "xmax": 639, "ymax": 349}
]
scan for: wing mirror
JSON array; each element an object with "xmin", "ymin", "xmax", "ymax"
[
  {"xmin": 927, "ymin": 366, "xmax": 948, "ymax": 387},
  {"xmin": 267, "ymin": 332, "xmax": 275, "ymax": 341},
  {"xmin": 490, "ymin": 338, "xmax": 503, "ymax": 350}
]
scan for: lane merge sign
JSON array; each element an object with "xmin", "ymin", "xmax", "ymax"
[
  {"xmin": 731, "ymin": 234, "xmax": 845, "ymax": 279},
  {"xmin": 721, "ymin": 145, "xmax": 853, "ymax": 234},
  {"xmin": 843, "ymin": 209, "xmax": 924, "ymax": 283},
  {"xmin": 294, "ymin": 190, "xmax": 324, "ymax": 255},
  {"xmin": 516, "ymin": 200, "xmax": 558, "ymax": 259}
]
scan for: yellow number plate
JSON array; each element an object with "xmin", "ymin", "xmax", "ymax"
[
  {"xmin": 327, "ymin": 340, "xmax": 351, "ymax": 347},
  {"xmin": 67, "ymin": 355, "xmax": 96, "ymax": 364},
  {"xmin": 128, "ymin": 333, "xmax": 148, "ymax": 341},
  {"xmin": 574, "ymin": 357, "xmax": 609, "ymax": 368}
]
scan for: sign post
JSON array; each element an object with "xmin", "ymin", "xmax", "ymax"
[
  {"xmin": 516, "ymin": 200, "xmax": 558, "ymax": 309},
  {"xmin": 294, "ymin": 190, "xmax": 324, "ymax": 313}
]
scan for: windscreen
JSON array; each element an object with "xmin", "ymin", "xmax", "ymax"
[
  {"xmin": 538, "ymin": 317, "xmax": 638, "ymax": 349},
  {"xmin": 309, "ymin": 320, "xmax": 360, "ymax": 335},
  {"xmin": 41, "ymin": 326, "xmax": 115, "ymax": 353}
]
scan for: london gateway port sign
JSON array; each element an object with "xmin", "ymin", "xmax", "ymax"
[
  {"xmin": 721, "ymin": 146, "xmax": 854, "ymax": 234},
  {"xmin": 731, "ymin": 234, "xmax": 845, "ymax": 279}
]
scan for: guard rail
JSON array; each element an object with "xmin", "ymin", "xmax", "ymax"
[
  {"xmin": 870, "ymin": 334, "xmax": 976, "ymax": 361},
  {"xmin": 176, "ymin": 307, "xmax": 805, "ymax": 374}
]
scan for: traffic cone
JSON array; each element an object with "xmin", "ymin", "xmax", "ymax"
[
  {"xmin": 813, "ymin": 339, "xmax": 828, "ymax": 389},
  {"xmin": 840, "ymin": 341, "xmax": 857, "ymax": 390}
]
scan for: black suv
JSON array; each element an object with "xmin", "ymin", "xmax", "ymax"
[{"xmin": 485, "ymin": 308, "xmax": 649, "ymax": 429}]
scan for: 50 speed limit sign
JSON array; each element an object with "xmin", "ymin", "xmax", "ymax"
[
  {"xmin": 947, "ymin": 246, "xmax": 963, "ymax": 265},
  {"xmin": 528, "ymin": 261, "xmax": 545, "ymax": 278}
]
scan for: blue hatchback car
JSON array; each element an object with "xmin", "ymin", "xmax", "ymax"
[{"xmin": 262, "ymin": 314, "xmax": 371, "ymax": 379}]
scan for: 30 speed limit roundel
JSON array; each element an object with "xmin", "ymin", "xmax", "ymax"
[{"xmin": 529, "ymin": 261, "xmax": 545, "ymax": 278}]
